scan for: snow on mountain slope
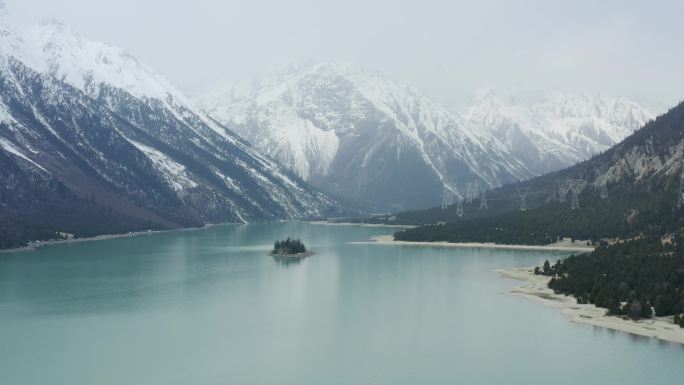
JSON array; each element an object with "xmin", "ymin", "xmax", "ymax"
[
  {"xmin": 4, "ymin": 17, "xmax": 238, "ymax": 142},
  {"xmin": 0, "ymin": 8, "xmax": 342, "ymax": 237},
  {"xmin": 0, "ymin": 1, "xmax": 186, "ymax": 110},
  {"xmin": 462, "ymin": 90, "xmax": 655, "ymax": 174},
  {"xmin": 198, "ymin": 63, "xmax": 534, "ymax": 211},
  {"xmin": 24, "ymin": 21, "xmax": 189, "ymax": 105}
]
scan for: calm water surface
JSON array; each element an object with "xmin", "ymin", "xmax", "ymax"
[{"xmin": 1, "ymin": 222, "xmax": 683, "ymax": 385}]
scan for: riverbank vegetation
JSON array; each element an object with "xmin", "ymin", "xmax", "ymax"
[
  {"xmin": 536, "ymin": 236, "xmax": 684, "ymax": 326},
  {"xmin": 392, "ymin": 185, "xmax": 684, "ymax": 246}
]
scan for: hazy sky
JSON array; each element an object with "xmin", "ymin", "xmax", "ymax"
[{"xmin": 7, "ymin": 0, "xmax": 684, "ymax": 109}]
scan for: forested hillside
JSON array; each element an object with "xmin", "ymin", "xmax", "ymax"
[
  {"xmin": 391, "ymin": 101, "xmax": 684, "ymax": 245},
  {"xmin": 0, "ymin": 152, "xmax": 165, "ymax": 249}
]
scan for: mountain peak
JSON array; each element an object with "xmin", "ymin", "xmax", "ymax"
[
  {"xmin": 463, "ymin": 90, "xmax": 655, "ymax": 174},
  {"xmin": 217, "ymin": 62, "xmax": 389, "ymax": 105},
  {"xmin": 38, "ymin": 17, "xmax": 69, "ymax": 29},
  {"xmin": 4, "ymin": 18, "xmax": 196, "ymax": 112},
  {"xmin": 197, "ymin": 63, "xmax": 533, "ymax": 210}
]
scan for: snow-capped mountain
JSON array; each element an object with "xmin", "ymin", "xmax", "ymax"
[
  {"xmin": 391, "ymin": 101, "xmax": 684, "ymax": 244},
  {"xmin": 197, "ymin": 63, "xmax": 535, "ymax": 211},
  {"xmin": 0, "ymin": 8, "xmax": 342, "ymax": 246},
  {"xmin": 462, "ymin": 90, "xmax": 655, "ymax": 174}
]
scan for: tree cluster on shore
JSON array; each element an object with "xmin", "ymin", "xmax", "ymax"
[
  {"xmin": 272, "ymin": 238, "xmax": 307, "ymax": 255},
  {"xmin": 392, "ymin": 184, "xmax": 684, "ymax": 246},
  {"xmin": 535, "ymin": 236, "xmax": 684, "ymax": 326}
]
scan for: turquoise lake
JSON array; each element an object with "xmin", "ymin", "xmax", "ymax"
[{"xmin": 1, "ymin": 222, "xmax": 683, "ymax": 385}]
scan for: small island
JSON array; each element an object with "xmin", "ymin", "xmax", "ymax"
[{"xmin": 270, "ymin": 237, "xmax": 313, "ymax": 259}]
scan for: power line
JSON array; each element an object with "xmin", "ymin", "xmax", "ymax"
[{"xmin": 435, "ymin": 177, "xmax": 609, "ymax": 214}]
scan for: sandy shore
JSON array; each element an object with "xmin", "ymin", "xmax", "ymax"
[
  {"xmin": 0, "ymin": 224, "xmax": 220, "ymax": 254},
  {"xmin": 355, "ymin": 235, "xmax": 596, "ymax": 252},
  {"xmin": 497, "ymin": 266, "xmax": 684, "ymax": 345},
  {"xmin": 306, "ymin": 221, "xmax": 415, "ymax": 229}
]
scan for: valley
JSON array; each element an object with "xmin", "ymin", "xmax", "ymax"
[{"xmin": 1, "ymin": 0, "xmax": 684, "ymax": 383}]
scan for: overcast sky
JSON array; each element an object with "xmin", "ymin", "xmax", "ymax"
[{"xmin": 7, "ymin": 0, "xmax": 684, "ymax": 109}]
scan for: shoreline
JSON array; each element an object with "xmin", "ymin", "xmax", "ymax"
[
  {"xmin": 305, "ymin": 220, "xmax": 415, "ymax": 229},
  {"xmin": 2, "ymin": 219, "xmax": 404, "ymax": 254},
  {"xmin": 0, "ymin": 223, "xmax": 224, "ymax": 254},
  {"xmin": 2, "ymin": 220, "xmax": 406, "ymax": 254},
  {"xmin": 497, "ymin": 266, "xmax": 684, "ymax": 345},
  {"xmin": 354, "ymin": 235, "xmax": 596, "ymax": 252}
]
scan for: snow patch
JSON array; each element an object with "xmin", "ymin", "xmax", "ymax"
[
  {"xmin": 127, "ymin": 139, "xmax": 198, "ymax": 193},
  {"xmin": 0, "ymin": 137, "xmax": 47, "ymax": 172}
]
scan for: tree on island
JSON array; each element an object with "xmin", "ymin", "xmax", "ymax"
[{"xmin": 272, "ymin": 237, "xmax": 307, "ymax": 255}]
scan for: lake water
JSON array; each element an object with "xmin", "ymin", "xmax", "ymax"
[{"xmin": 1, "ymin": 222, "xmax": 683, "ymax": 385}]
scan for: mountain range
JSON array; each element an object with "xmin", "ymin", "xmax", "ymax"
[
  {"xmin": 0, "ymin": 7, "xmax": 341, "ymax": 248},
  {"xmin": 390, "ymin": 100, "xmax": 684, "ymax": 242},
  {"xmin": 463, "ymin": 89, "xmax": 655, "ymax": 175},
  {"xmin": 0, "ymin": 3, "xmax": 661, "ymax": 248},
  {"xmin": 198, "ymin": 63, "xmax": 654, "ymax": 211}
]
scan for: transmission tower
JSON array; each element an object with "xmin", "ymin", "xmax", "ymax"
[
  {"xmin": 570, "ymin": 190, "xmax": 580, "ymax": 210},
  {"xmin": 465, "ymin": 183, "xmax": 473, "ymax": 204},
  {"xmin": 480, "ymin": 189, "xmax": 488, "ymax": 209},
  {"xmin": 570, "ymin": 181, "xmax": 586, "ymax": 210},
  {"xmin": 441, "ymin": 186, "xmax": 451, "ymax": 210},
  {"xmin": 457, "ymin": 199, "xmax": 464, "ymax": 217},
  {"xmin": 600, "ymin": 182, "xmax": 608, "ymax": 200},
  {"xmin": 517, "ymin": 187, "xmax": 528, "ymax": 211},
  {"xmin": 557, "ymin": 181, "xmax": 570, "ymax": 203}
]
